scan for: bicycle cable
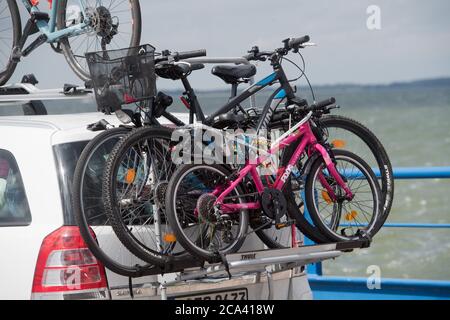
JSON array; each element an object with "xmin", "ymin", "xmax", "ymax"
[{"xmin": 282, "ymin": 52, "xmax": 316, "ymax": 102}]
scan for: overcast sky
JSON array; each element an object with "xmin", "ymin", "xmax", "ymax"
[{"xmin": 8, "ymin": 0, "xmax": 450, "ymax": 89}]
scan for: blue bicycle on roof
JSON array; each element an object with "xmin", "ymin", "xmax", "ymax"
[{"xmin": 0, "ymin": 0, "xmax": 142, "ymax": 85}]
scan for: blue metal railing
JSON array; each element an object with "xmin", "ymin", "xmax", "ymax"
[{"xmin": 306, "ymin": 166, "xmax": 450, "ymax": 299}]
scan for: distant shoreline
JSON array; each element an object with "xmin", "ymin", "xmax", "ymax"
[{"xmin": 160, "ymin": 77, "xmax": 450, "ymax": 93}]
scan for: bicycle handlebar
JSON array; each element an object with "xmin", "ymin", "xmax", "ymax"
[
  {"xmin": 156, "ymin": 49, "xmax": 207, "ymax": 64},
  {"xmin": 287, "ymin": 35, "xmax": 310, "ymax": 49},
  {"xmin": 244, "ymin": 35, "xmax": 311, "ymax": 61},
  {"xmin": 308, "ymin": 97, "xmax": 336, "ymax": 111},
  {"xmin": 174, "ymin": 49, "xmax": 207, "ymax": 61},
  {"xmin": 244, "ymin": 50, "xmax": 273, "ymax": 62}
]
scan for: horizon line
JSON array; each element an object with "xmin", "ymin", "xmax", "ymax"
[{"xmin": 157, "ymin": 75, "xmax": 450, "ymax": 92}]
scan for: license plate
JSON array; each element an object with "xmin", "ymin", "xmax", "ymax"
[{"xmin": 174, "ymin": 288, "xmax": 248, "ymax": 300}]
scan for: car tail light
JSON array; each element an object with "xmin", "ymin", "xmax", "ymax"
[
  {"xmin": 29, "ymin": 1, "xmax": 52, "ymax": 9},
  {"xmin": 31, "ymin": 226, "xmax": 110, "ymax": 300}
]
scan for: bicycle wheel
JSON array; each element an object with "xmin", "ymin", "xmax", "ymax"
[
  {"xmin": 102, "ymin": 126, "xmax": 188, "ymax": 266},
  {"xmin": 0, "ymin": 0, "xmax": 21, "ymax": 86},
  {"xmin": 318, "ymin": 115, "xmax": 394, "ymax": 227},
  {"xmin": 73, "ymin": 127, "xmax": 157, "ymax": 277},
  {"xmin": 165, "ymin": 164, "xmax": 249, "ymax": 263},
  {"xmin": 57, "ymin": 0, "xmax": 142, "ymax": 81},
  {"xmin": 305, "ymin": 149, "xmax": 382, "ymax": 242}
]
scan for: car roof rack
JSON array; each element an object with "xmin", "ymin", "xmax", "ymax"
[{"xmin": 0, "ymin": 82, "xmax": 93, "ymax": 103}]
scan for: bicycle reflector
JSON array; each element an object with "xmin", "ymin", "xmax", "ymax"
[
  {"xmin": 125, "ymin": 169, "xmax": 136, "ymax": 184},
  {"xmin": 332, "ymin": 139, "xmax": 346, "ymax": 148},
  {"xmin": 321, "ymin": 190, "xmax": 333, "ymax": 204},
  {"xmin": 345, "ymin": 210, "xmax": 358, "ymax": 221},
  {"xmin": 163, "ymin": 233, "xmax": 177, "ymax": 243}
]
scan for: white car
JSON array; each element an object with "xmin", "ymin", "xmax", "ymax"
[{"xmin": 0, "ymin": 86, "xmax": 315, "ymax": 300}]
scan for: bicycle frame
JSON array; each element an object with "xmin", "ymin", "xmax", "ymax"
[
  {"xmin": 213, "ymin": 112, "xmax": 354, "ymax": 213},
  {"xmin": 21, "ymin": 0, "xmax": 89, "ymax": 42},
  {"xmin": 153, "ymin": 48, "xmax": 296, "ymax": 130},
  {"xmin": 188, "ymin": 53, "xmax": 296, "ymax": 128},
  {"xmin": 199, "ymin": 73, "xmax": 288, "ymax": 127}
]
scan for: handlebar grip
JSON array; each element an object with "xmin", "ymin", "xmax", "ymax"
[
  {"xmin": 190, "ymin": 63, "xmax": 205, "ymax": 71},
  {"xmin": 271, "ymin": 111, "xmax": 290, "ymax": 122},
  {"xmin": 288, "ymin": 35, "xmax": 310, "ymax": 48},
  {"xmin": 312, "ymin": 97, "xmax": 336, "ymax": 110},
  {"xmin": 243, "ymin": 53, "xmax": 254, "ymax": 61},
  {"xmin": 175, "ymin": 49, "xmax": 207, "ymax": 61}
]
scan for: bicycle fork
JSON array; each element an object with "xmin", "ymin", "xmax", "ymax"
[
  {"xmin": 12, "ymin": 12, "xmax": 52, "ymax": 62},
  {"xmin": 313, "ymin": 143, "xmax": 354, "ymax": 201}
]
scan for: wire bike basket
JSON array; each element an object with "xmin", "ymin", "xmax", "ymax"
[{"xmin": 86, "ymin": 44, "xmax": 157, "ymax": 114}]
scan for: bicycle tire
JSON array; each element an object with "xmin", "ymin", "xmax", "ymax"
[
  {"xmin": 318, "ymin": 115, "xmax": 394, "ymax": 227},
  {"xmin": 165, "ymin": 164, "xmax": 249, "ymax": 263},
  {"xmin": 278, "ymin": 114, "xmax": 394, "ymax": 242},
  {"xmin": 0, "ymin": 0, "xmax": 21, "ymax": 86},
  {"xmin": 57, "ymin": 0, "xmax": 142, "ymax": 82},
  {"xmin": 73, "ymin": 126, "xmax": 156, "ymax": 277},
  {"xmin": 304, "ymin": 149, "xmax": 382, "ymax": 242},
  {"xmin": 102, "ymin": 126, "xmax": 189, "ymax": 266}
]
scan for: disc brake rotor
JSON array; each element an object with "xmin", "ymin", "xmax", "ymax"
[{"xmin": 85, "ymin": 6, "xmax": 118, "ymax": 44}]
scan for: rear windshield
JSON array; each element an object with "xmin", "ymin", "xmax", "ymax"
[{"xmin": 53, "ymin": 141, "xmax": 89, "ymax": 225}]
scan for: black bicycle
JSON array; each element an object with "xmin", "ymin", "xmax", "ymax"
[
  {"xmin": 74, "ymin": 44, "xmax": 270, "ymax": 274},
  {"xmin": 100, "ymin": 36, "xmax": 342, "ymax": 266},
  {"xmin": 98, "ymin": 44, "xmax": 297, "ymax": 267},
  {"xmin": 72, "ymin": 45, "xmax": 209, "ymax": 275}
]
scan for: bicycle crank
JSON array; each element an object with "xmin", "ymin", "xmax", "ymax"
[{"xmin": 261, "ymin": 188, "xmax": 288, "ymax": 229}]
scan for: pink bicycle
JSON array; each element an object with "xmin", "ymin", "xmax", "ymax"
[{"xmin": 165, "ymin": 104, "xmax": 383, "ymax": 262}]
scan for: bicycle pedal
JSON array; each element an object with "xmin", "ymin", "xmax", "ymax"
[{"xmin": 275, "ymin": 220, "xmax": 295, "ymax": 229}]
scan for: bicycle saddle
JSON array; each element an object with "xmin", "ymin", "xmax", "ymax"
[
  {"xmin": 156, "ymin": 63, "xmax": 205, "ymax": 80},
  {"xmin": 212, "ymin": 64, "xmax": 256, "ymax": 84}
]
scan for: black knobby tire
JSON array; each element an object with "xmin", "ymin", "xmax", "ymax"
[
  {"xmin": 318, "ymin": 115, "xmax": 394, "ymax": 228},
  {"xmin": 165, "ymin": 164, "xmax": 249, "ymax": 263},
  {"xmin": 73, "ymin": 127, "xmax": 153, "ymax": 277},
  {"xmin": 0, "ymin": 0, "xmax": 21, "ymax": 86},
  {"xmin": 57, "ymin": 0, "xmax": 142, "ymax": 82},
  {"xmin": 281, "ymin": 115, "xmax": 394, "ymax": 243},
  {"xmin": 102, "ymin": 126, "xmax": 185, "ymax": 266},
  {"xmin": 305, "ymin": 149, "xmax": 382, "ymax": 242}
]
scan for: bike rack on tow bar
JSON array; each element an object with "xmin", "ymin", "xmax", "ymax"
[{"xmin": 156, "ymin": 240, "xmax": 369, "ymax": 300}]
